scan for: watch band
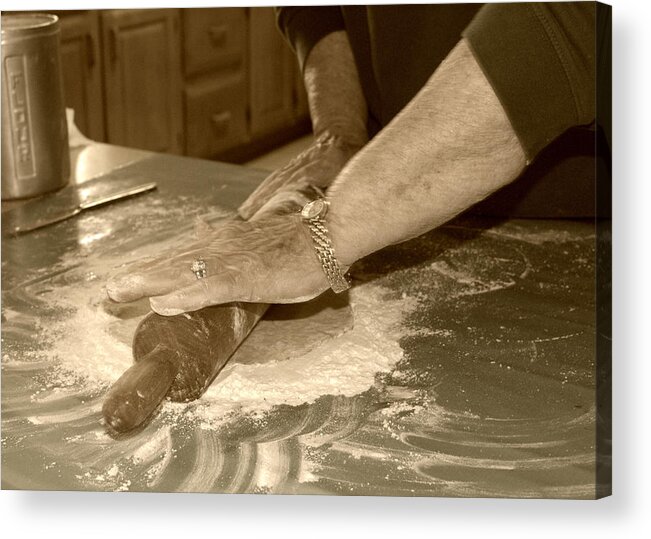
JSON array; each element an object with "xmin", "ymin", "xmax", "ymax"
[{"xmin": 301, "ymin": 199, "xmax": 351, "ymax": 294}]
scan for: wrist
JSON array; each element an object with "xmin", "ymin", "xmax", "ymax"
[
  {"xmin": 312, "ymin": 129, "xmax": 367, "ymax": 158},
  {"xmin": 313, "ymin": 124, "xmax": 368, "ymax": 150},
  {"xmin": 300, "ymin": 199, "xmax": 351, "ymax": 293},
  {"xmin": 324, "ymin": 197, "xmax": 363, "ymax": 269}
]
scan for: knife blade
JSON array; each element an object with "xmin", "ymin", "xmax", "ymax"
[{"xmin": 2, "ymin": 177, "xmax": 157, "ymax": 235}]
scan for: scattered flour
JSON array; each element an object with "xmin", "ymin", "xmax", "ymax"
[
  {"xmin": 484, "ymin": 222, "xmax": 595, "ymax": 245},
  {"xmin": 192, "ymin": 285, "xmax": 418, "ymax": 426},
  {"xmin": 15, "ymin": 222, "xmax": 419, "ymax": 431}
]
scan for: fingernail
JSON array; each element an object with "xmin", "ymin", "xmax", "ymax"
[
  {"xmin": 106, "ymin": 276, "xmax": 138, "ymax": 302},
  {"xmin": 149, "ymin": 297, "xmax": 184, "ymax": 316},
  {"xmin": 106, "ymin": 281, "xmax": 125, "ymax": 301}
]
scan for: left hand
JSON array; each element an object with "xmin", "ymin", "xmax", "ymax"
[
  {"xmin": 237, "ymin": 133, "xmax": 362, "ymax": 220},
  {"xmin": 106, "ymin": 213, "xmax": 330, "ymax": 316}
]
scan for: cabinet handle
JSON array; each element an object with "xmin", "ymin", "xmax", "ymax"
[
  {"xmin": 211, "ymin": 111, "xmax": 231, "ymax": 136},
  {"xmin": 208, "ymin": 25, "xmax": 227, "ymax": 48},
  {"xmin": 108, "ymin": 27, "xmax": 118, "ymax": 64},
  {"xmin": 85, "ymin": 33, "xmax": 95, "ymax": 69}
]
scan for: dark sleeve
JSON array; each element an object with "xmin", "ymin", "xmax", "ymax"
[
  {"xmin": 463, "ymin": 1, "xmax": 596, "ymax": 160},
  {"xmin": 275, "ymin": 6, "xmax": 345, "ymax": 72}
]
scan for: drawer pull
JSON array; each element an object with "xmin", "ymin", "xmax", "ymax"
[
  {"xmin": 208, "ymin": 25, "xmax": 227, "ymax": 47},
  {"xmin": 211, "ymin": 111, "xmax": 232, "ymax": 136}
]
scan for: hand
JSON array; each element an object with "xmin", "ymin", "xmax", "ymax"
[
  {"xmin": 238, "ymin": 133, "xmax": 362, "ymax": 220},
  {"xmin": 106, "ymin": 214, "xmax": 330, "ymax": 316}
]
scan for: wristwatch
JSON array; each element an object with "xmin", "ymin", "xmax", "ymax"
[{"xmin": 301, "ymin": 198, "xmax": 351, "ymax": 293}]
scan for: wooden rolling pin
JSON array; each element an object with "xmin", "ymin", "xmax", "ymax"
[
  {"xmin": 102, "ymin": 184, "xmax": 322, "ymax": 433},
  {"xmin": 102, "ymin": 302, "xmax": 269, "ymax": 432}
]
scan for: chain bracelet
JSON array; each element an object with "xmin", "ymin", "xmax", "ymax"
[{"xmin": 306, "ymin": 219, "xmax": 351, "ymax": 293}]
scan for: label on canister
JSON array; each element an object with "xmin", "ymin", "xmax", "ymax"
[{"xmin": 5, "ymin": 55, "xmax": 36, "ymax": 180}]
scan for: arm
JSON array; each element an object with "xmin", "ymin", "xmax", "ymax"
[
  {"xmin": 303, "ymin": 31, "xmax": 368, "ymax": 145},
  {"xmin": 107, "ymin": 37, "xmax": 526, "ymax": 313},
  {"xmin": 326, "ymin": 0, "xmax": 597, "ymax": 260},
  {"xmin": 327, "ymin": 38, "xmax": 527, "ymax": 266},
  {"xmin": 238, "ymin": 31, "xmax": 368, "ymax": 219}
]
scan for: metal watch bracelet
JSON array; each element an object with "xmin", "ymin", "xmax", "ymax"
[{"xmin": 301, "ymin": 199, "xmax": 351, "ymax": 294}]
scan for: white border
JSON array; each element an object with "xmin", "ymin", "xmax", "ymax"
[{"xmin": 2, "ymin": 0, "xmax": 650, "ymax": 537}]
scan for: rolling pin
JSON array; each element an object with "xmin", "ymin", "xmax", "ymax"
[
  {"xmin": 102, "ymin": 302, "xmax": 269, "ymax": 432},
  {"xmin": 102, "ymin": 184, "xmax": 323, "ymax": 433}
]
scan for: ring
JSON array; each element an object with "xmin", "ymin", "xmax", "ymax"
[{"xmin": 190, "ymin": 258, "xmax": 207, "ymax": 279}]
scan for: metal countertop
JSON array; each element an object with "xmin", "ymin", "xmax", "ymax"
[{"xmin": 1, "ymin": 144, "xmax": 607, "ymax": 497}]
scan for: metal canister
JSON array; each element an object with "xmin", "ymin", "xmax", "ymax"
[{"xmin": 1, "ymin": 13, "xmax": 70, "ymax": 200}]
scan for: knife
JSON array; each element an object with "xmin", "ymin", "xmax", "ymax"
[{"xmin": 2, "ymin": 177, "xmax": 157, "ymax": 235}]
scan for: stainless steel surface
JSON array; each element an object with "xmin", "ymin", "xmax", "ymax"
[
  {"xmin": 69, "ymin": 143, "xmax": 152, "ymax": 187},
  {"xmin": 1, "ymin": 143, "xmax": 152, "ymax": 213},
  {"xmin": 1, "ymin": 13, "xmax": 70, "ymax": 200},
  {"xmin": 1, "ymin": 150, "xmax": 605, "ymax": 497},
  {"xmin": 79, "ymin": 182, "xmax": 157, "ymax": 210},
  {"xmin": 3, "ymin": 178, "xmax": 157, "ymax": 234}
]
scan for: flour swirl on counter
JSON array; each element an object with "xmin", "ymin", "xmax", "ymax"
[{"xmin": 2, "ymin": 198, "xmax": 600, "ymax": 496}]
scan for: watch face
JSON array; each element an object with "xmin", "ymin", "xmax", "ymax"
[{"xmin": 301, "ymin": 199, "xmax": 328, "ymax": 220}]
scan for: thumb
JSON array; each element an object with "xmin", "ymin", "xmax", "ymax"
[{"xmin": 149, "ymin": 277, "xmax": 236, "ymax": 316}]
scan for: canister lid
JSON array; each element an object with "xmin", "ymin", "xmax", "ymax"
[{"xmin": 1, "ymin": 13, "xmax": 59, "ymax": 40}]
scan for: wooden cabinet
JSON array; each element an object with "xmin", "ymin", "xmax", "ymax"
[
  {"xmin": 59, "ymin": 11, "xmax": 105, "ymax": 141},
  {"xmin": 248, "ymin": 8, "xmax": 298, "ymax": 138},
  {"xmin": 182, "ymin": 8, "xmax": 247, "ymax": 78},
  {"xmin": 180, "ymin": 7, "xmax": 309, "ymax": 160},
  {"xmin": 182, "ymin": 8, "xmax": 249, "ymax": 157},
  {"xmin": 56, "ymin": 8, "xmax": 310, "ymax": 161},
  {"xmin": 101, "ymin": 9, "xmax": 183, "ymax": 154},
  {"xmin": 185, "ymin": 74, "xmax": 248, "ymax": 158}
]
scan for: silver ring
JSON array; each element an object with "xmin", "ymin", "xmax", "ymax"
[{"xmin": 190, "ymin": 258, "xmax": 207, "ymax": 279}]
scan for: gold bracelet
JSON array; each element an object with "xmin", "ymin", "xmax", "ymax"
[{"xmin": 300, "ymin": 199, "xmax": 350, "ymax": 294}]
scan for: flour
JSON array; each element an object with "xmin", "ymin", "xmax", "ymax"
[
  {"xmin": 16, "ymin": 223, "xmax": 419, "ymax": 432},
  {"xmin": 484, "ymin": 221, "xmax": 595, "ymax": 245},
  {"xmin": 3, "ymin": 210, "xmax": 598, "ymax": 495},
  {"xmin": 8, "ymin": 213, "xmax": 544, "ymax": 434},
  {"xmin": 191, "ymin": 285, "xmax": 417, "ymax": 427},
  {"xmin": 1, "ymin": 189, "xmax": 423, "ymax": 493}
]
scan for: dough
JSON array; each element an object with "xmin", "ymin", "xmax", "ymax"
[{"xmin": 229, "ymin": 291, "xmax": 354, "ymax": 367}]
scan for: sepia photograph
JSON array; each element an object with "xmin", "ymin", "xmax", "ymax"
[{"xmin": 2, "ymin": 1, "xmax": 611, "ymax": 502}]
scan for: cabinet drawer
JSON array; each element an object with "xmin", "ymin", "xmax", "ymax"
[
  {"xmin": 185, "ymin": 74, "xmax": 248, "ymax": 157},
  {"xmin": 183, "ymin": 8, "xmax": 246, "ymax": 77}
]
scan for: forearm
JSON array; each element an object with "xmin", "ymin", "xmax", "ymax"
[
  {"xmin": 303, "ymin": 31, "xmax": 368, "ymax": 146},
  {"xmin": 327, "ymin": 39, "xmax": 528, "ymax": 266},
  {"xmin": 238, "ymin": 31, "xmax": 368, "ymax": 220}
]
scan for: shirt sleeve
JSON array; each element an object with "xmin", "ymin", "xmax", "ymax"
[
  {"xmin": 462, "ymin": 1, "xmax": 596, "ymax": 160},
  {"xmin": 275, "ymin": 6, "xmax": 345, "ymax": 72}
]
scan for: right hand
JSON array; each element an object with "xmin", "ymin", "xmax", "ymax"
[{"xmin": 238, "ymin": 132, "xmax": 364, "ymax": 220}]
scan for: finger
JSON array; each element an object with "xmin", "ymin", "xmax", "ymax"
[
  {"xmin": 107, "ymin": 259, "xmax": 205, "ymax": 303},
  {"xmin": 108, "ymin": 235, "xmax": 208, "ymax": 286},
  {"xmin": 252, "ymin": 182, "xmax": 315, "ymax": 219},
  {"xmin": 237, "ymin": 169, "xmax": 284, "ymax": 220},
  {"xmin": 149, "ymin": 277, "xmax": 236, "ymax": 316}
]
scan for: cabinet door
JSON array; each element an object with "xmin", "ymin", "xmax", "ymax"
[
  {"xmin": 59, "ymin": 12, "xmax": 105, "ymax": 141},
  {"xmin": 102, "ymin": 9, "xmax": 183, "ymax": 154},
  {"xmin": 183, "ymin": 8, "xmax": 247, "ymax": 78},
  {"xmin": 248, "ymin": 7, "xmax": 296, "ymax": 138},
  {"xmin": 185, "ymin": 74, "xmax": 248, "ymax": 158}
]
